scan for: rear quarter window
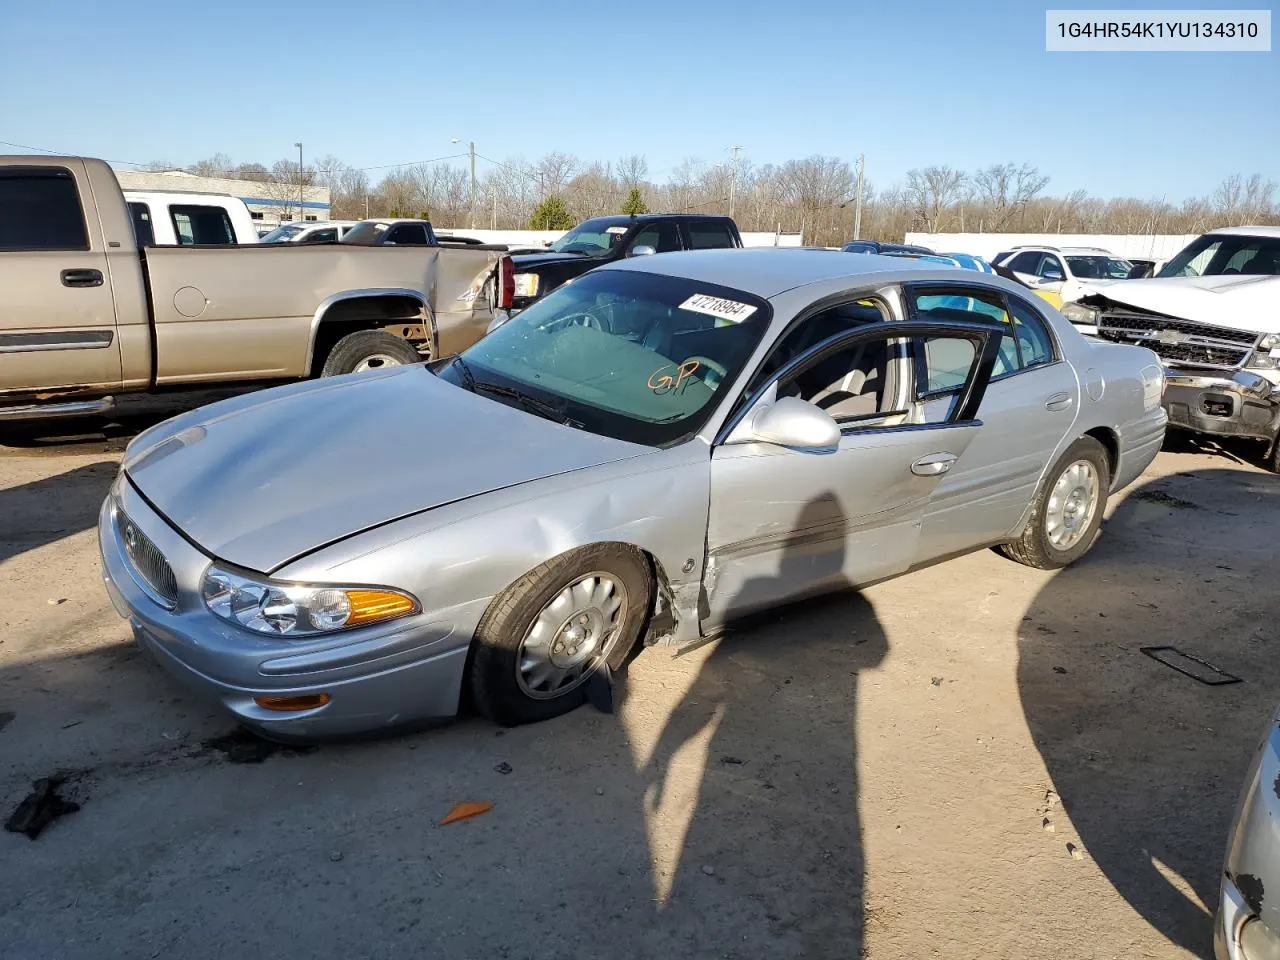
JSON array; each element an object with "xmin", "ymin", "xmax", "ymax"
[{"xmin": 686, "ymin": 222, "xmax": 736, "ymax": 249}]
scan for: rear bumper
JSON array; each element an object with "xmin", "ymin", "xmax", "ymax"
[{"xmin": 1163, "ymin": 371, "xmax": 1280, "ymax": 443}]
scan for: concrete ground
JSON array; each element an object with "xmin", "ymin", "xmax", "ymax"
[{"xmin": 1, "ymin": 406, "xmax": 1277, "ymax": 959}]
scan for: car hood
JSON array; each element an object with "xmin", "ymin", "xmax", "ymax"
[
  {"xmin": 1080, "ymin": 274, "xmax": 1280, "ymax": 333},
  {"xmin": 122, "ymin": 367, "xmax": 649, "ymax": 573},
  {"xmin": 510, "ymin": 252, "xmax": 605, "ymax": 270}
]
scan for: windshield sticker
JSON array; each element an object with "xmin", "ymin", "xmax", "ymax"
[
  {"xmin": 648, "ymin": 360, "xmax": 700, "ymax": 394},
  {"xmin": 679, "ymin": 294, "xmax": 757, "ymax": 324},
  {"xmin": 605, "ymin": 226, "xmax": 628, "ymax": 235}
]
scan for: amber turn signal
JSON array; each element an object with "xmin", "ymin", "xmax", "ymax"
[
  {"xmin": 345, "ymin": 589, "xmax": 417, "ymax": 626},
  {"xmin": 253, "ymin": 693, "xmax": 331, "ymax": 712}
]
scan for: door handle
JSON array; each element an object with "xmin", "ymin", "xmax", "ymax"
[
  {"xmin": 1045, "ymin": 392, "xmax": 1074, "ymax": 412},
  {"xmin": 61, "ymin": 268, "xmax": 104, "ymax": 288},
  {"xmin": 911, "ymin": 452, "xmax": 957, "ymax": 476}
]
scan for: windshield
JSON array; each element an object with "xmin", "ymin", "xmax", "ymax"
[
  {"xmin": 1157, "ymin": 234, "xmax": 1280, "ymax": 278},
  {"xmin": 548, "ymin": 219, "xmax": 630, "ymax": 256},
  {"xmin": 341, "ymin": 221, "xmax": 389, "ymax": 245},
  {"xmin": 441, "ymin": 270, "xmax": 772, "ymax": 446},
  {"xmin": 259, "ymin": 224, "xmax": 304, "ymax": 243},
  {"xmin": 1065, "ymin": 255, "xmax": 1133, "ymax": 279}
]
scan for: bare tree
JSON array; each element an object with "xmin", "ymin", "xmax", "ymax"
[
  {"xmin": 904, "ymin": 165, "xmax": 967, "ymax": 232},
  {"xmin": 535, "ymin": 152, "xmax": 579, "ymax": 196},
  {"xmin": 616, "ymin": 154, "xmax": 648, "ymax": 191}
]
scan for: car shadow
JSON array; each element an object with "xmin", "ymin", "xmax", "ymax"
[
  {"xmin": 0, "ymin": 461, "xmax": 118, "ymax": 565},
  {"xmin": 636, "ymin": 494, "xmax": 886, "ymax": 957},
  {"xmin": 1018, "ymin": 466, "xmax": 1280, "ymax": 957}
]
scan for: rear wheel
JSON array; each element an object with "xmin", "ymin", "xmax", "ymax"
[
  {"xmin": 320, "ymin": 330, "xmax": 421, "ymax": 376},
  {"xmin": 999, "ymin": 436, "xmax": 1110, "ymax": 570},
  {"xmin": 470, "ymin": 544, "xmax": 653, "ymax": 727}
]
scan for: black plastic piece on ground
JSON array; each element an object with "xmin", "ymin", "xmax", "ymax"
[
  {"xmin": 5, "ymin": 777, "xmax": 81, "ymax": 839},
  {"xmin": 1140, "ymin": 646, "xmax": 1242, "ymax": 685}
]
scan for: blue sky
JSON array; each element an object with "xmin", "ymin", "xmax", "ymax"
[{"xmin": 1, "ymin": 0, "xmax": 1275, "ymax": 200}]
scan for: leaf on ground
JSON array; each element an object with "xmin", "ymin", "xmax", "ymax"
[{"xmin": 440, "ymin": 801, "xmax": 493, "ymax": 825}]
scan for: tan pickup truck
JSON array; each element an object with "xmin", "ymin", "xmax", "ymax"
[{"xmin": 0, "ymin": 156, "xmax": 514, "ymax": 421}]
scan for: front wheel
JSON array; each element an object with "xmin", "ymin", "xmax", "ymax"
[
  {"xmin": 999, "ymin": 436, "xmax": 1110, "ymax": 570},
  {"xmin": 469, "ymin": 544, "xmax": 653, "ymax": 727},
  {"xmin": 320, "ymin": 330, "xmax": 422, "ymax": 376}
]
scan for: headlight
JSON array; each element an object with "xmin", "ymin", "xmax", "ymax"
[
  {"xmin": 201, "ymin": 565, "xmax": 418, "ymax": 637},
  {"xmin": 514, "ymin": 273, "xmax": 540, "ymax": 298},
  {"xmin": 1061, "ymin": 302, "xmax": 1100, "ymax": 326},
  {"xmin": 1260, "ymin": 333, "xmax": 1280, "ymax": 350}
]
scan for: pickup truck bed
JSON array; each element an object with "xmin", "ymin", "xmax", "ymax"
[{"xmin": 0, "ymin": 156, "xmax": 510, "ymax": 420}]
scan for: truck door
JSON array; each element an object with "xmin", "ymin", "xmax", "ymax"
[{"xmin": 0, "ymin": 162, "xmax": 122, "ymax": 400}]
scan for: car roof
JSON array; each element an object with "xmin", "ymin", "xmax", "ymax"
[
  {"xmin": 582, "ymin": 213, "xmax": 729, "ymax": 225},
  {"xmin": 605, "ymin": 247, "xmax": 1027, "ymax": 299},
  {"xmin": 1206, "ymin": 225, "xmax": 1280, "ymax": 239}
]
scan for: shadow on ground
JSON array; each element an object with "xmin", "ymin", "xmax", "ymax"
[
  {"xmin": 1019, "ymin": 466, "xmax": 1280, "ymax": 958},
  {"xmin": 0, "ymin": 462, "xmax": 117, "ymax": 565}
]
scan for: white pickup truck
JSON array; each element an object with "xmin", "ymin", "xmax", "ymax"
[
  {"xmin": 0, "ymin": 155, "xmax": 515, "ymax": 423},
  {"xmin": 123, "ymin": 190, "xmax": 261, "ymax": 246},
  {"xmin": 1072, "ymin": 226, "xmax": 1280, "ymax": 470}
]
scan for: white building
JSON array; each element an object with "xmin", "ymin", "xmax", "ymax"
[{"xmin": 114, "ymin": 169, "xmax": 331, "ymax": 229}]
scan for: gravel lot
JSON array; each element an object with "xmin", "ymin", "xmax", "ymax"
[{"xmin": 2, "ymin": 406, "xmax": 1277, "ymax": 960}]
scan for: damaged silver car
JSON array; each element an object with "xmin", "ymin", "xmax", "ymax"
[
  {"xmin": 1215, "ymin": 701, "xmax": 1280, "ymax": 960},
  {"xmin": 99, "ymin": 249, "xmax": 1166, "ymax": 740}
]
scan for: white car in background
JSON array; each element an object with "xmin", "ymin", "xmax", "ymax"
[
  {"xmin": 260, "ymin": 220, "xmax": 359, "ymax": 244},
  {"xmin": 124, "ymin": 190, "xmax": 259, "ymax": 245},
  {"xmin": 992, "ymin": 245, "xmax": 1133, "ymax": 306}
]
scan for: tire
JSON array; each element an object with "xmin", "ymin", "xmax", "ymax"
[
  {"xmin": 1265, "ymin": 436, "xmax": 1280, "ymax": 474},
  {"xmin": 470, "ymin": 543, "xmax": 653, "ymax": 727},
  {"xmin": 319, "ymin": 330, "xmax": 422, "ymax": 377},
  {"xmin": 998, "ymin": 436, "xmax": 1111, "ymax": 570}
]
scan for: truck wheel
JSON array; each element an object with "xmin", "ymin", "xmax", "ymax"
[
  {"xmin": 320, "ymin": 330, "xmax": 421, "ymax": 376},
  {"xmin": 998, "ymin": 436, "xmax": 1110, "ymax": 570},
  {"xmin": 469, "ymin": 544, "xmax": 653, "ymax": 727}
]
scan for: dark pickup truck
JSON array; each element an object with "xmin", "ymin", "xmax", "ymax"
[{"xmin": 506, "ymin": 213, "xmax": 743, "ymax": 313}]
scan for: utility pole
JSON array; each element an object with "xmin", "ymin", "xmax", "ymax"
[
  {"xmin": 469, "ymin": 141, "xmax": 477, "ymax": 229},
  {"xmin": 294, "ymin": 142, "xmax": 303, "ymax": 222},
  {"xmin": 852, "ymin": 154, "xmax": 865, "ymax": 240},
  {"xmin": 729, "ymin": 145, "xmax": 742, "ymax": 219},
  {"xmin": 492, "ymin": 190, "xmax": 497, "ymax": 229},
  {"xmin": 364, "ymin": 192, "xmax": 369, "ymax": 220}
]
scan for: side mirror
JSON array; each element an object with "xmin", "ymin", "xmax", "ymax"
[
  {"xmin": 729, "ymin": 396, "xmax": 840, "ymax": 451},
  {"xmin": 628, "ymin": 244, "xmax": 657, "ymax": 257}
]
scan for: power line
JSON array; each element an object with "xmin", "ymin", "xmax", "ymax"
[
  {"xmin": 0, "ymin": 139, "xmax": 153, "ymax": 168},
  {"xmin": 355, "ymin": 152, "xmax": 468, "ymax": 172}
]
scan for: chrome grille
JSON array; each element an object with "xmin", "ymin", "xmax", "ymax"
[
  {"xmin": 1097, "ymin": 311, "xmax": 1261, "ymax": 371},
  {"xmin": 115, "ymin": 505, "xmax": 178, "ymax": 608}
]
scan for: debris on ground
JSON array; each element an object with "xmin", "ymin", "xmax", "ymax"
[
  {"xmin": 46, "ymin": 598, "xmax": 67, "ymax": 606},
  {"xmin": 930, "ymin": 677, "xmax": 943, "ymax": 687},
  {"xmin": 1045, "ymin": 789, "xmax": 1061, "ymax": 807},
  {"xmin": 1067, "ymin": 843, "xmax": 1085, "ymax": 860},
  {"xmin": 493, "ymin": 762, "xmax": 513, "ymax": 775},
  {"xmin": 329, "ymin": 851, "xmax": 344, "ymax": 862},
  {"xmin": 1053, "ymin": 666, "xmax": 1068, "ymax": 675},
  {"xmin": 1141, "ymin": 646, "xmax": 1242, "ymax": 685},
  {"xmin": 702, "ymin": 865, "xmax": 716, "ymax": 876},
  {"xmin": 5, "ymin": 777, "xmax": 81, "ymax": 839},
  {"xmin": 1133, "ymin": 489, "xmax": 1198, "ymax": 509},
  {"xmin": 203, "ymin": 729, "xmax": 315, "ymax": 764},
  {"xmin": 440, "ymin": 801, "xmax": 493, "ymax": 826},
  {"xmin": 1042, "ymin": 818, "xmax": 1055, "ymax": 833},
  {"xmin": 719, "ymin": 755, "xmax": 746, "ymax": 765}
]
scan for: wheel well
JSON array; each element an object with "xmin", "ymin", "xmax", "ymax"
[
  {"xmin": 309, "ymin": 295, "xmax": 430, "ymax": 376},
  {"xmin": 1084, "ymin": 426, "xmax": 1120, "ymax": 480}
]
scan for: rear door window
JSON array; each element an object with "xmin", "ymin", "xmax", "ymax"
[
  {"xmin": 0, "ymin": 167, "xmax": 89, "ymax": 250},
  {"xmin": 1006, "ymin": 251, "xmax": 1042, "ymax": 274},
  {"xmin": 685, "ymin": 221, "xmax": 736, "ymax": 250},
  {"xmin": 170, "ymin": 205, "xmax": 236, "ymax": 245},
  {"xmin": 301, "ymin": 227, "xmax": 337, "ymax": 243},
  {"xmin": 128, "ymin": 201, "xmax": 155, "ymax": 246}
]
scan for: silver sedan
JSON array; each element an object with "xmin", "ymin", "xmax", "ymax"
[{"xmin": 99, "ymin": 249, "xmax": 1168, "ymax": 739}]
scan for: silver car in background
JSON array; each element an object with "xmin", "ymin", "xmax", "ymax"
[
  {"xmin": 98, "ymin": 249, "xmax": 1167, "ymax": 740},
  {"xmin": 1216, "ymin": 703, "xmax": 1280, "ymax": 959}
]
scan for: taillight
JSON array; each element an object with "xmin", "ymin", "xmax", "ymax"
[{"xmin": 498, "ymin": 256, "xmax": 514, "ymax": 309}]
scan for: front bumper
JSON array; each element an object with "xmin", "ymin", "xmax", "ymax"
[
  {"xmin": 1163, "ymin": 370, "xmax": 1280, "ymax": 443},
  {"xmin": 98, "ymin": 478, "xmax": 482, "ymax": 741}
]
